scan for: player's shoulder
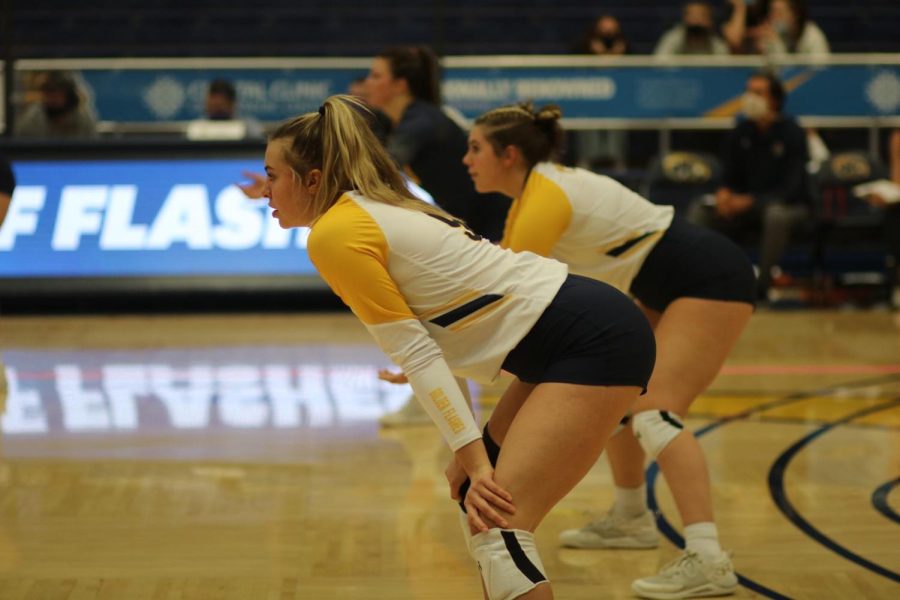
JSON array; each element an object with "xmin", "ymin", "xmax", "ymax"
[{"xmin": 309, "ymin": 194, "xmax": 380, "ymax": 254}]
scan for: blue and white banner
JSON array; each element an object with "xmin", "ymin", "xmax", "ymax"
[
  {"xmin": 445, "ymin": 64, "xmax": 900, "ymax": 119},
  {"xmin": 86, "ymin": 68, "xmax": 362, "ymax": 123},
  {"xmin": 0, "ymin": 158, "xmax": 319, "ymax": 278},
  {"xmin": 31, "ymin": 56, "xmax": 900, "ymax": 123}
]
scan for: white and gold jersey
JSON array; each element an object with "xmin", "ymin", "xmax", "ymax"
[
  {"xmin": 308, "ymin": 192, "xmax": 567, "ymax": 450},
  {"xmin": 502, "ymin": 162, "xmax": 674, "ymax": 293}
]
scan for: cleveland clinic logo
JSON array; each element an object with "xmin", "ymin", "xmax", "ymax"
[
  {"xmin": 865, "ymin": 70, "xmax": 900, "ymax": 115},
  {"xmin": 143, "ymin": 76, "xmax": 187, "ymax": 119}
]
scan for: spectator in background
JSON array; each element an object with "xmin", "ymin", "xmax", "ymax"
[
  {"xmin": 573, "ymin": 15, "xmax": 628, "ymax": 170},
  {"xmin": 754, "ymin": 0, "xmax": 830, "ymax": 56},
  {"xmin": 204, "ymin": 79, "xmax": 240, "ymax": 120},
  {"xmin": 688, "ymin": 71, "xmax": 809, "ymax": 301},
  {"xmin": 722, "ymin": 0, "xmax": 769, "ymax": 54},
  {"xmin": 14, "ymin": 71, "xmax": 97, "ymax": 138},
  {"xmin": 573, "ymin": 14, "xmax": 628, "ymax": 55},
  {"xmin": 187, "ymin": 78, "xmax": 264, "ymax": 140},
  {"xmin": 655, "ymin": 1, "xmax": 730, "ymax": 56}
]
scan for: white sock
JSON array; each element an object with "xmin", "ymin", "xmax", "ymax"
[
  {"xmin": 684, "ymin": 522, "xmax": 722, "ymax": 559},
  {"xmin": 611, "ymin": 484, "xmax": 647, "ymax": 518}
]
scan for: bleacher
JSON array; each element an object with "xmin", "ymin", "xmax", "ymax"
[{"xmin": 8, "ymin": 0, "xmax": 900, "ymax": 58}]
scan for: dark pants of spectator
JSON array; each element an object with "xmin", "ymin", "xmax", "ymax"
[{"xmin": 687, "ymin": 198, "xmax": 809, "ymax": 298}]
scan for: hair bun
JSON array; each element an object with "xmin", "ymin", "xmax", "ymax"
[{"xmin": 534, "ymin": 105, "xmax": 562, "ymax": 123}]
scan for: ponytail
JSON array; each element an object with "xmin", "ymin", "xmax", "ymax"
[
  {"xmin": 270, "ymin": 94, "xmax": 450, "ymax": 223},
  {"xmin": 474, "ymin": 102, "xmax": 564, "ymax": 169}
]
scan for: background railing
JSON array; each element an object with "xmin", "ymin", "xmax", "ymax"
[{"xmin": 7, "ymin": 55, "xmax": 899, "ymax": 154}]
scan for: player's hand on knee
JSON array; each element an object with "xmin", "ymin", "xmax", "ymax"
[
  {"xmin": 463, "ymin": 468, "xmax": 515, "ymax": 533},
  {"xmin": 445, "ymin": 457, "xmax": 467, "ymax": 501},
  {"xmin": 377, "ymin": 369, "xmax": 409, "ymax": 384}
]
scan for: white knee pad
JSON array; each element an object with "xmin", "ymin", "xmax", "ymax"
[
  {"xmin": 458, "ymin": 508, "xmax": 474, "ymax": 558},
  {"xmin": 470, "ymin": 528, "xmax": 548, "ymax": 600},
  {"xmin": 632, "ymin": 410, "xmax": 684, "ymax": 459}
]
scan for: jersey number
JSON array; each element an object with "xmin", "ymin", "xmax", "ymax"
[{"xmin": 426, "ymin": 213, "xmax": 484, "ymax": 242}]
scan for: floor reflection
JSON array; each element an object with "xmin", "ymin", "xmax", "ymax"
[{"xmin": 1, "ymin": 346, "xmax": 413, "ymax": 436}]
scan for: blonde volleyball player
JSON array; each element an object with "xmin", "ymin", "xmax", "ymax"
[
  {"xmin": 260, "ymin": 95, "xmax": 655, "ymax": 600},
  {"xmin": 462, "ymin": 103, "xmax": 755, "ymax": 600}
]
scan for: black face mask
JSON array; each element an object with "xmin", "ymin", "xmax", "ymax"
[
  {"xmin": 599, "ymin": 34, "xmax": 620, "ymax": 47},
  {"xmin": 207, "ymin": 111, "xmax": 234, "ymax": 121},
  {"xmin": 685, "ymin": 24, "xmax": 711, "ymax": 37},
  {"xmin": 43, "ymin": 105, "xmax": 70, "ymax": 120}
]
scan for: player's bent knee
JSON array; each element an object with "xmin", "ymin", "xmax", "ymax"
[
  {"xmin": 471, "ymin": 528, "xmax": 548, "ymax": 600},
  {"xmin": 632, "ymin": 410, "xmax": 684, "ymax": 458}
]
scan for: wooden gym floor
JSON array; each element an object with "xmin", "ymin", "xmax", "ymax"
[{"xmin": 0, "ymin": 309, "xmax": 897, "ymax": 599}]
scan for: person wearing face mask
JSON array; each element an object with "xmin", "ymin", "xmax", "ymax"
[
  {"xmin": 687, "ymin": 71, "xmax": 810, "ymax": 301},
  {"xmin": 574, "ymin": 15, "xmax": 628, "ymax": 56},
  {"xmin": 654, "ymin": 1, "xmax": 730, "ymax": 56},
  {"xmin": 14, "ymin": 71, "xmax": 97, "ymax": 138},
  {"xmin": 755, "ymin": 0, "xmax": 830, "ymax": 56},
  {"xmin": 573, "ymin": 15, "xmax": 629, "ymax": 170}
]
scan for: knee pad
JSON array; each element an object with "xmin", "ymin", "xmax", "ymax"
[
  {"xmin": 470, "ymin": 529, "xmax": 548, "ymax": 600},
  {"xmin": 632, "ymin": 410, "xmax": 684, "ymax": 459},
  {"xmin": 458, "ymin": 508, "xmax": 474, "ymax": 558}
]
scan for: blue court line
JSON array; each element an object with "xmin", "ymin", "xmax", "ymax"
[
  {"xmin": 872, "ymin": 477, "xmax": 900, "ymax": 525},
  {"xmin": 644, "ymin": 375, "xmax": 900, "ymax": 600},
  {"xmin": 768, "ymin": 398, "xmax": 900, "ymax": 584}
]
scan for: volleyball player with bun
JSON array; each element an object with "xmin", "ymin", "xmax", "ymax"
[
  {"xmin": 261, "ymin": 94, "xmax": 655, "ymax": 600},
  {"xmin": 462, "ymin": 102, "xmax": 755, "ymax": 599}
]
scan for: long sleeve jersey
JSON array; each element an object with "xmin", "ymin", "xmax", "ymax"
[
  {"xmin": 308, "ymin": 191, "xmax": 567, "ymax": 450},
  {"xmin": 501, "ymin": 162, "xmax": 674, "ymax": 292}
]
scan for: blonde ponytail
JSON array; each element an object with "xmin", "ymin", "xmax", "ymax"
[{"xmin": 270, "ymin": 94, "xmax": 450, "ymax": 223}]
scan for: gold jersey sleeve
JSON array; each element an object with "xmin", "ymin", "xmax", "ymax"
[
  {"xmin": 501, "ymin": 170, "xmax": 573, "ymax": 258},
  {"xmin": 308, "ymin": 197, "xmax": 416, "ymax": 326}
]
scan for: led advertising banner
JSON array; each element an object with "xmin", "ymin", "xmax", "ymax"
[
  {"xmin": 60, "ymin": 57, "xmax": 900, "ymax": 123},
  {"xmin": 0, "ymin": 158, "xmax": 319, "ymax": 280}
]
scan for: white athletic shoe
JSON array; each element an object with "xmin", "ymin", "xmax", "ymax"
[
  {"xmin": 558, "ymin": 510, "xmax": 659, "ymax": 549},
  {"xmin": 631, "ymin": 550, "xmax": 738, "ymax": 599},
  {"xmin": 378, "ymin": 395, "xmax": 432, "ymax": 427}
]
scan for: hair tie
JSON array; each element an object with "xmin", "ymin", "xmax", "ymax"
[{"xmin": 318, "ymin": 105, "xmax": 326, "ymax": 117}]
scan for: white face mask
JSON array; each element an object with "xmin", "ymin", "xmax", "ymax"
[{"xmin": 741, "ymin": 93, "xmax": 769, "ymax": 119}]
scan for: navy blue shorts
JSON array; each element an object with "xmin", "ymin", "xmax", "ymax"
[
  {"xmin": 629, "ymin": 217, "xmax": 756, "ymax": 313},
  {"xmin": 501, "ymin": 274, "xmax": 655, "ymax": 391}
]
